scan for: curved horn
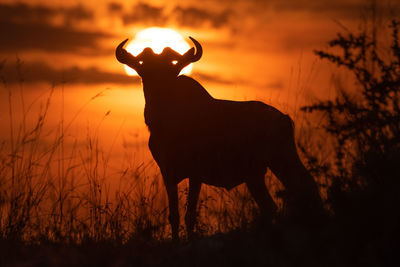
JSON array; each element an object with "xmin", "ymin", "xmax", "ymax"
[
  {"xmin": 115, "ymin": 39, "xmax": 142, "ymax": 73},
  {"xmin": 115, "ymin": 39, "xmax": 130, "ymax": 64},
  {"xmin": 176, "ymin": 37, "xmax": 203, "ymax": 71},
  {"xmin": 188, "ymin": 36, "xmax": 202, "ymax": 62}
]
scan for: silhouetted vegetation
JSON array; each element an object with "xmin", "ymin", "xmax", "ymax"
[{"xmin": 300, "ymin": 19, "xmax": 400, "ymax": 265}]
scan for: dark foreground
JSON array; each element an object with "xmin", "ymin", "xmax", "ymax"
[{"xmin": 1, "ymin": 220, "xmax": 397, "ymax": 267}]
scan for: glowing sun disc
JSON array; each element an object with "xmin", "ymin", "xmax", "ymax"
[{"xmin": 124, "ymin": 28, "xmax": 193, "ymax": 76}]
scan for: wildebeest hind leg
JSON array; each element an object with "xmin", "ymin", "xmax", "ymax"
[
  {"xmin": 268, "ymin": 143, "xmax": 324, "ymax": 223},
  {"xmin": 246, "ymin": 174, "xmax": 277, "ymax": 223}
]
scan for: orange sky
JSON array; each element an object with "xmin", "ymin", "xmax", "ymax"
[
  {"xmin": 2, "ymin": 0, "xmax": 398, "ymax": 88},
  {"xmin": 0, "ymin": 0, "xmax": 398, "ymax": 167}
]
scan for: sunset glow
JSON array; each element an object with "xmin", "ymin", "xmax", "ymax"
[{"xmin": 124, "ymin": 27, "xmax": 193, "ymax": 76}]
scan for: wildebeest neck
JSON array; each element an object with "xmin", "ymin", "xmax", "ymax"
[
  {"xmin": 142, "ymin": 77, "xmax": 186, "ymax": 131},
  {"xmin": 141, "ymin": 77, "xmax": 178, "ymax": 106}
]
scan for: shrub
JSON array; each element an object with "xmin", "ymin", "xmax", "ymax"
[{"xmin": 301, "ymin": 19, "xmax": 400, "ymax": 262}]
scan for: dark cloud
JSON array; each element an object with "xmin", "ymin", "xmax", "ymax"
[
  {"xmin": 0, "ymin": 2, "xmax": 54, "ymax": 25},
  {"xmin": 119, "ymin": 2, "xmax": 232, "ymax": 28},
  {"xmin": 0, "ymin": 2, "xmax": 93, "ymax": 26},
  {"xmin": 62, "ymin": 5, "xmax": 94, "ymax": 25},
  {"xmin": 172, "ymin": 6, "xmax": 232, "ymax": 28},
  {"xmin": 0, "ymin": 59, "xmax": 267, "ymax": 87},
  {"xmin": 270, "ymin": 0, "xmax": 365, "ymax": 18},
  {"xmin": 108, "ymin": 2, "xmax": 123, "ymax": 13},
  {"xmin": 244, "ymin": 0, "xmax": 399, "ymax": 20},
  {"xmin": 122, "ymin": 2, "xmax": 167, "ymax": 26},
  {"xmin": 0, "ymin": 21, "xmax": 111, "ymax": 54},
  {"xmin": 0, "ymin": 3, "xmax": 108, "ymax": 54},
  {"xmin": 265, "ymin": 80, "xmax": 284, "ymax": 90},
  {"xmin": 0, "ymin": 60, "xmax": 140, "ymax": 85}
]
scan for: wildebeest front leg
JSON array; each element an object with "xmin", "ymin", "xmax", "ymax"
[
  {"xmin": 246, "ymin": 175, "xmax": 277, "ymax": 222},
  {"xmin": 185, "ymin": 179, "xmax": 201, "ymax": 239},
  {"xmin": 164, "ymin": 180, "xmax": 180, "ymax": 240}
]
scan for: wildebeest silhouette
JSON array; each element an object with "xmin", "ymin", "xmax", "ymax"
[{"xmin": 116, "ymin": 37, "xmax": 323, "ymax": 239}]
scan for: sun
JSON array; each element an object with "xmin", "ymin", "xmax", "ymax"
[{"xmin": 124, "ymin": 28, "xmax": 193, "ymax": 76}]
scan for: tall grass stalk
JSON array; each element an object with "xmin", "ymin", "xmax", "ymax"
[{"xmin": 0, "ymin": 63, "xmax": 265, "ymax": 243}]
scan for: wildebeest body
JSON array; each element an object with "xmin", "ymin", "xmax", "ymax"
[
  {"xmin": 145, "ymin": 76, "xmax": 292, "ymax": 190},
  {"xmin": 116, "ymin": 37, "xmax": 324, "ymax": 239}
]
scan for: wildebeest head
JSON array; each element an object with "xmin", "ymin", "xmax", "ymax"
[{"xmin": 116, "ymin": 37, "xmax": 202, "ymax": 79}]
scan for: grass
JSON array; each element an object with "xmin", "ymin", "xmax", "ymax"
[{"xmin": 0, "ymin": 71, "xmax": 263, "ymax": 245}]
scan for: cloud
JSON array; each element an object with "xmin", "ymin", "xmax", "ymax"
[
  {"xmin": 122, "ymin": 2, "xmax": 167, "ymax": 26},
  {"xmin": 243, "ymin": 0, "xmax": 399, "ymax": 20},
  {"xmin": 0, "ymin": 3, "xmax": 109, "ymax": 54},
  {"xmin": 172, "ymin": 6, "xmax": 232, "ymax": 28},
  {"xmin": 119, "ymin": 2, "xmax": 232, "ymax": 29},
  {"xmin": 0, "ymin": 60, "xmax": 140, "ymax": 85},
  {"xmin": 108, "ymin": 2, "xmax": 123, "ymax": 13},
  {"xmin": 0, "ymin": 21, "xmax": 111, "ymax": 54},
  {"xmin": 0, "ymin": 2, "xmax": 93, "ymax": 26},
  {"xmin": 0, "ymin": 59, "xmax": 274, "ymax": 88},
  {"xmin": 62, "ymin": 5, "xmax": 94, "ymax": 25},
  {"xmin": 270, "ymin": 0, "xmax": 367, "ymax": 19},
  {"xmin": 264, "ymin": 80, "xmax": 284, "ymax": 90}
]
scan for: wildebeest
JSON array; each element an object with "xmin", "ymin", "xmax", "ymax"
[{"xmin": 116, "ymin": 37, "xmax": 323, "ymax": 239}]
